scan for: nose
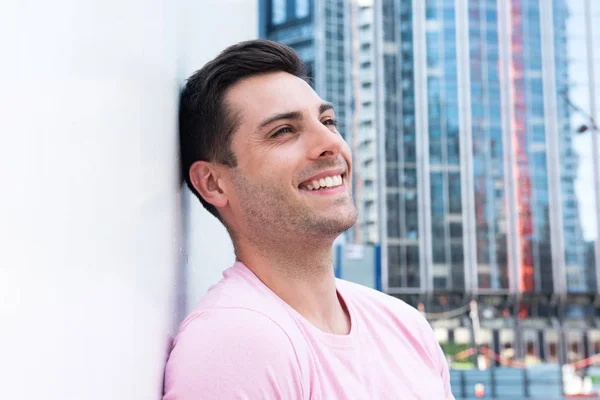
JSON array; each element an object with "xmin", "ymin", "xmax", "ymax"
[{"xmin": 306, "ymin": 120, "xmax": 343, "ymax": 160}]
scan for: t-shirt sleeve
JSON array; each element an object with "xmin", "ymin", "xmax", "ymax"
[
  {"xmin": 413, "ymin": 308, "xmax": 456, "ymax": 400},
  {"xmin": 434, "ymin": 339, "xmax": 456, "ymax": 400},
  {"xmin": 162, "ymin": 308, "xmax": 306, "ymax": 400}
]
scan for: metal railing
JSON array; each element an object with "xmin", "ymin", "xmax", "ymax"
[{"xmin": 450, "ymin": 364, "xmax": 564, "ymax": 399}]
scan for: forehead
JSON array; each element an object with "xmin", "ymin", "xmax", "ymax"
[{"xmin": 224, "ymin": 72, "xmax": 326, "ymax": 125}]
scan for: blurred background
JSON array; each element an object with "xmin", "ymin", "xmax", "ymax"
[{"xmin": 1, "ymin": 0, "xmax": 599, "ymax": 399}]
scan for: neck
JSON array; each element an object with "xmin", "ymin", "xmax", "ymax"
[{"xmin": 235, "ymin": 236, "xmax": 350, "ymax": 335}]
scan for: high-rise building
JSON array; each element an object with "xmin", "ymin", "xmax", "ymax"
[
  {"xmin": 552, "ymin": 0, "xmax": 600, "ymax": 294},
  {"xmin": 383, "ymin": 0, "xmax": 600, "ymax": 364},
  {"xmin": 377, "ymin": 0, "xmax": 600, "ymax": 301},
  {"xmin": 258, "ymin": 0, "xmax": 352, "ymax": 144},
  {"xmin": 348, "ymin": 0, "xmax": 382, "ymax": 245}
]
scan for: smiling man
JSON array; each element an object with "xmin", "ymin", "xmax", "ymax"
[{"xmin": 163, "ymin": 40, "xmax": 455, "ymax": 400}]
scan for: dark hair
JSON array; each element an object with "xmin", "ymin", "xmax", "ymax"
[{"xmin": 179, "ymin": 40, "xmax": 309, "ymax": 220}]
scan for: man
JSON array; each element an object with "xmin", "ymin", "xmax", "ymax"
[{"xmin": 163, "ymin": 40, "xmax": 455, "ymax": 399}]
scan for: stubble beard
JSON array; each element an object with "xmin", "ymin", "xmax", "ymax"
[{"xmin": 230, "ymin": 169, "xmax": 358, "ymax": 246}]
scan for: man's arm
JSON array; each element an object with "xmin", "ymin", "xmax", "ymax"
[
  {"xmin": 411, "ymin": 305, "xmax": 456, "ymax": 400},
  {"xmin": 162, "ymin": 308, "xmax": 306, "ymax": 400},
  {"xmin": 434, "ymin": 340, "xmax": 457, "ymax": 400}
]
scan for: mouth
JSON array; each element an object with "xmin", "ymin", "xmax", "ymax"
[{"xmin": 298, "ymin": 172, "xmax": 347, "ymax": 195}]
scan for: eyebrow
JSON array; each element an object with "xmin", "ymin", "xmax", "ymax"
[{"xmin": 257, "ymin": 102, "xmax": 335, "ymax": 130}]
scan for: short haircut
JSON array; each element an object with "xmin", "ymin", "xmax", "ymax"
[{"xmin": 179, "ymin": 40, "xmax": 309, "ymax": 220}]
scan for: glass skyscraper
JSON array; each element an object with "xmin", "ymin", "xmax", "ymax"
[
  {"xmin": 552, "ymin": 0, "xmax": 600, "ymax": 294},
  {"xmin": 468, "ymin": 0, "xmax": 509, "ymax": 292},
  {"xmin": 259, "ymin": 0, "xmax": 352, "ymax": 143},
  {"xmin": 380, "ymin": 0, "xmax": 470, "ymax": 296},
  {"xmin": 378, "ymin": 0, "xmax": 600, "ymax": 304},
  {"xmin": 381, "ymin": 0, "xmax": 422, "ymax": 291}
]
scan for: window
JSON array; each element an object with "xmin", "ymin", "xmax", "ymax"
[
  {"xmin": 387, "ymin": 194, "xmax": 401, "ymax": 237},
  {"xmin": 403, "ymin": 168, "xmax": 417, "ymax": 188},
  {"xmin": 451, "ymin": 243, "xmax": 464, "ymax": 265},
  {"xmin": 428, "ymin": 76, "xmax": 441, "ymax": 97},
  {"xmin": 433, "ymin": 240, "xmax": 446, "ymax": 264},
  {"xmin": 426, "ymin": 2, "xmax": 437, "ymax": 20},
  {"xmin": 404, "ymin": 144, "xmax": 416, "ymax": 163},
  {"xmin": 434, "ymin": 276, "xmax": 448, "ymax": 289},
  {"xmin": 531, "ymin": 93, "xmax": 545, "ymax": 116},
  {"xmin": 406, "ymin": 246, "xmax": 420, "ymax": 287},
  {"xmin": 387, "ymin": 245, "xmax": 402, "ymax": 287},
  {"xmin": 296, "ymin": 0, "xmax": 309, "ymax": 18},
  {"xmin": 430, "ymin": 139, "xmax": 442, "ymax": 164},
  {"xmin": 431, "ymin": 173, "xmax": 444, "ymax": 216},
  {"xmin": 405, "ymin": 198, "xmax": 419, "ymax": 232},
  {"xmin": 448, "ymin": 172, "xmax": 462, "ymax": 213},
  {"xmin": 387, "ymin": 166, "xmax": 399, "ymax": 186},
  {"xmin": 272, "ymin": 0, "xmax": 286, "ymax": 25},
  {"xmin": 426, "ymin": 33, "xmax": 440, "ymax": 67},
  {"xmin": 443, "ymin": 7, "xmax": 455, "ymax": 21},
  {"xmin": 450, "ymin": 222, "xmax": 463, "ymax": 238},
  {"xmin": 447, "ymin": 135, "xmax": 460, "ymax": 165}
]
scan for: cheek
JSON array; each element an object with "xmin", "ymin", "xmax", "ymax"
[
  {"xmin": 242, "ymin": 156, "xmax": 295, "ymax": 189},
  {"xmin": 340, "ymin": 141, "xmax": 353, "ymax": 164},
  {"xmin": 340, "ymin": 139, "xmax": 352, "ymax": 154},
  {"xmin": 242, "ymin": 141, "xmax": 305, "ymax": 183},
  {"xmin": 262, "ymin": 148, "xmax": 301, "ymax": 176}
]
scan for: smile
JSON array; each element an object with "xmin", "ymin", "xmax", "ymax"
[{"xmin": 301, "ymin": 174, "xmax": 344, "ymax": 191}]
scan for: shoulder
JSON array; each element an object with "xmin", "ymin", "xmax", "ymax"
[
  {"xmin": 339, "ymin": 279, "xmax": 439, "ymax": 350},
  {"xmin": 338, "ymin": 279, "xmax": 422, "ymax": 321},
  {"xmin": 163, "ymin": 308, "xmax": 308, "ymax": 400},
  {"xmin": 172, "ymin": 307, "xmax": 302, "ymax": 360}
]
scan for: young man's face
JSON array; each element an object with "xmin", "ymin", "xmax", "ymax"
[{"xmin": 223, "ymin": 71, "xmax": 358, "ymax": 240}]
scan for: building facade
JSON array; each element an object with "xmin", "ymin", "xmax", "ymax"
[
  {"xmin": 259, "ymin": 0, "xmax": 353, "ymax": 143},
  {"xmin": 383, "ymin": 0, "xmax": 600, "ymax": 364},
  {"xmin": 378, "ymin": 0, "xmax": 600, "ymax": 298}
]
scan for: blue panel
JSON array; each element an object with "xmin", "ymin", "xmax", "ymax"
[
  {"xmin": 375, "ymin": 244, "xmax": 382, "ymax": 291},
  {"xmin": 335, "ymin": 244, "xmax": 342, "ymax": 278}
]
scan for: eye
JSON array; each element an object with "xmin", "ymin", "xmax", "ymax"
[
  {"xmin": 271, "ymin": 126, "xmax": 294, "ymax": 138},
  {"xmin": 322, "ymin": 118, "xmax": 338, "ymax": 127}
]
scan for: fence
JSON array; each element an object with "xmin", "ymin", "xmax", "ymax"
[{"xmin": 450, "ymin": 364, "xmax": 565, "ymax": 399}]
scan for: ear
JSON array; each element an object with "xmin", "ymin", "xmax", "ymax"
[{"xmin": 189, "ymin": 161, "xmax": 228, "ymax": 209}]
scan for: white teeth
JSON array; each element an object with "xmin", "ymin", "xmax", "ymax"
[{"xmin": 304, "ymin": 175, "xmax": 344, "ymax": 190}]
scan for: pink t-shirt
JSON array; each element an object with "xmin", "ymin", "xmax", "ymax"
[{"xmin": 163, "ymin": 262, "xmax": 455, "ymax": 399}]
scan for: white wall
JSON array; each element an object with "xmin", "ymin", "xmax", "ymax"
[
  {"xmin": 177, "ymin": 0, "xmax": 258, "ymax": 313},
  {"xmin": 0, "ymin": 0, "xmax": 256, "ymax": 399}
]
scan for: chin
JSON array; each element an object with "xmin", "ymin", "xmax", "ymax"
[{"xmin": 319, "ymin": 207, "xmax": 358, "ymax": 235}]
